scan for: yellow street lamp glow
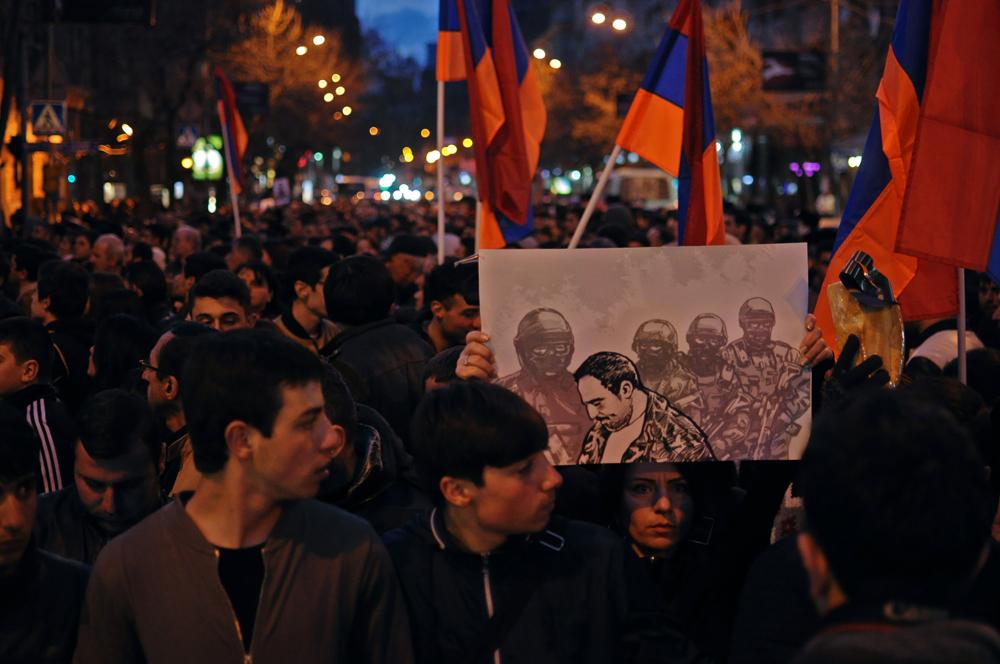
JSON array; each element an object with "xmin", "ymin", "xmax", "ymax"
[
  {"xmin": 549, "ymin": 58, "xmax": 562, "ymax": 69},
  {"xmin": 403, "ymin": 153, "xmax": 414, "ymax": 163},
  {"xmin": 318, "ymin": 79, "xmax": 328, "ymax": 88},
  {"xmin": 424, "ymin": 191, "xmax": 434, "ymax": 201},
  {"xmin": 121, "ymin": 123, "xmax": 134, "ymax": 136},
  {"xmin": 420, "ymin": 128, "xmax": 431, "ymax": 138},
  {"xmin": 426, "ymin": 149, "xmax": 441, "ymax": 163},
  {"xmin": 369, "ymin": 126, "xmax": 379, "ymax": 136},
  {"xmin": 334, "ymin": 85, "xmax": 346, "ymax": 95},
  {"xmin": 611, "ymin": 18, "xmax": 627, "ymax": 31},
  {"xmin": 331, "ymin": 73, "xmax": 341, "ymax": 82},
  {"xmin": 591, "ymin": 11, "xmax": 606, "ymax": 24},
  {"xmin": 296, "ymin": 45, "xmax": 308, "ymax": 56},
  {"xmin": 462, "ymin": 137, "xmax": 473, "ymax": 148},
  {"xmin": 342, "ymin": 106, "xmax": 352, "ymax": 116},
  {"xmin": 312, "ymin": 34, "xmax": 325, "ymax": 46},
  {"xmin": 48, "ymin": 134, "xmax": 64, "ymax": 144},
  {"xmin": 181, "ymin": 157, "xmax": 194, "ymax": 169},
  {"xmin": 324, "ymin": 92, "xmax": 334, "ymax": 102},
  {"xmin": 532, "ymin": 48, "xmax": 546, "ymax": 60}
]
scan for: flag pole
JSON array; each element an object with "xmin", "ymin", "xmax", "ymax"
[
  {"xmin": 568, "ymin": 144, "xmax": 622, "ymax": 249},
  {"xmin": 474, "ymin": 200, "xmax": 482, "ymax": 252},
  {"xmin": 217, "ymin": 103, "xmax": 242, "ymax": 239},
  {"xmin": 436, "ymin": 80, "xmax": 446, "ymax": 265},
  {"xmin": 957, "ymin": 267, "xmax": 967, "ymax": 385}
]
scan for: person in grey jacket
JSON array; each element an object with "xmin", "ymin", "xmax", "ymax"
[{"xmin": 75, "ymin": 329, "xmax": 413, "ymax": 664}]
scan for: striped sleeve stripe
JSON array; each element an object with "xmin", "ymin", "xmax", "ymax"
[{"xmin": 28, "ymin": 399, "xmax": 63, "ymax": 493}]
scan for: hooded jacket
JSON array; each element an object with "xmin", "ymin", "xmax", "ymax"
[{"xmin": 383, "ymin": 510, "xmax": 628, "ymax": 664}]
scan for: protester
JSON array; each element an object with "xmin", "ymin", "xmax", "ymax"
[
  {"xmin": 0, "ymin": 403, "xmax": 90, "ymax": 663},
  {"xmin": 88, "ymin": 313, "xmax": 157, "ymax": 392},
  {"xmin": 186, "ymin": 268, "xmax": 255, "ymax": 331},
  {"xmin": 33, "ymin": 259, "xmax": 93, "ymax": 412},
  {"xmin": 75, "ymin": 329, "xmax": 413, "ymax": 663},
  {"xmin": 236, "ymin": 260, "xmax": 280, "ymax": 319},
  {"xmin": 90, "ymin": 234, "xmax": 125, "ymax": 275},
  {"xmin": 33, "ymin": 389, "xmax": 163, "ymax": 565},
  {"xmin": 273, "ymin": 246, "xmax": 339, "ymax": 354},
  {"xmin": 416, "ymin": 259, "xmax": 481, "ymax": 353}
]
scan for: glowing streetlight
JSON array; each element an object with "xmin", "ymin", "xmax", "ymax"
[
  {"xmin": 532, "ymin": 48, "xmax": 546, "ymax": 60},
  {"xmin": 334, "ymin": 85, "xmax": 346, "ymax": 95},
  {"xmin": 591, "ymin": 11, "xmax": 606, "ymax": 24},
  {"xmin": 369, "ymin": 126, "xmax": 379, "ymax": 136},
  {"xmin": 121, "ymin": 123, "xmax": 134, "ymax": 136},
  {"xmin": 181, "ymin": 157, "xmax": 193, "ymax": 169},
  {"xmin": 426, "ymin": 149, "xmax": 441, "ymax": 163},
  {"xmin": 342, "ymin": 106, "xmax": 352, "ymax": 116},
  {"xmin": 549, "ymin": 58, "xmax": 562, "ymax": 69},
  {"xmin": 611, "ymin": 17, "xmax": 627, "ymax": 31},
  {"xmin": 318, "ymin": 79, "xmax": 328, "ymax": 89},
  {"xmin": 312, "ymin": 34, "xmax": 325, "ymax": 46},
  {"xmin": 331, "ymin": 73, "xmax": 341, "ymax": 82},
  {"xmin": 323, "ymin": 92, "xmax": 334, "ymax": 102},
  {"xmin": 462, "ymin": 137, "xmax": 473, "ymax": 148},
  {"xmin": 420, "ymin": 128, "xmax": 431, "ymax": 138},
  {"xmin": 295, "ymin": 45, "xmax": 308, "ymax": 56}
]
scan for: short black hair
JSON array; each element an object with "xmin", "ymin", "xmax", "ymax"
[
  {"xmin": 123, "ymin": 260, "xmax": 168, "ymax": 309},
  {"xmin": 188, "ymin": 269, "xmax": 251, "ymax": 313},
  {"xmin": 573, "ymin": 351, "xmax": 642, "ymax": 394},
  {"xmin": 181, "ymin": 329, "xmax": 324, "ymax": 474},
  {"xmin": 0, "ymin": 316, "xmax": 54, "ymax": 383},
  {"xmin": 424, "ymin": 260, "xmax": 479, "ymax": 307},
  {"xmin": 156, "ymin": 322, "xmax": 218, "ymax": 381},
  {"xmin": 130, "ymin": 242, "xmax": 153, "ymax": 262},
  {"xmin": 0, "ymin": 401, "xmax": 38, "ymax": 483},
  {"xmin": 13, "ymin": 244, "xmax": 58, "ymax": 282},
  {"xmin": 233, "ymin": 236, "xmax": 264, "ymax": 262},
  {"xmin": 324, "ymin": 255, "xmax": 395, "ymax": 325},
  {"xmin": 320, "ymin": 362, "xmax": 358, "ymax": 445},
  {"xmin": 410, "ymin": 381, "xmax": 548, "ymax": 504},
  {"xmin": 799, "ymin": 388, "xmax": 992, "ymax": 606},
  {"xmin": 77, "ymin": 389, "xmax": 160, "ymax": 466},
  {"xmin": 284, "ymin": 246, "xmax": 338, "ymax": 299},
  {"xmin": 37, "ymin": 260, "xmax": 89, "ymax": 319},
  {"xmin": 422, "ymin": 346, "xmax": 463, "ymax": 385},
  {"xmin": 91, "ymin": 314, "xmax": 158, "ymax": 392},
  {"xmin": 183, "ymin": 251, "xmax": 227, "ymax": 281}
]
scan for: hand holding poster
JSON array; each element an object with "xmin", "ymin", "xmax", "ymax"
[{"xmin": 479, "ymin": 244, "xmax": 810, "ymax": 463}]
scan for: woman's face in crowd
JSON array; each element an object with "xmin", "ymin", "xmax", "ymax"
[{"xmin": 621, "ymin": 463, "xmax": 694, "ymax": 557}]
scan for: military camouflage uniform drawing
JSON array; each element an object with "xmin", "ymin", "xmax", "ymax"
[
  {"xmin": 632, "ymin": 320, "xmax": 702, "ymax": 415},
  {"xmin": 682, "ymin": 314, "xmax": 754, "ymax": 459},
  {"xmin": 721, "ymin": 298, "xmax": 810, "ymax": 459},
  {"xmin": 572, "ymin": 351, "xmax": 713, "ymax": 464},
  {"xmin": 497, "ymin": 308, "xmax": 592, "ymax": 464}
]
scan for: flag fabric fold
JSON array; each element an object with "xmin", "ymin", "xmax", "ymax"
[
  {"xmin": 615, "ymin": 0, "xmax": 723, "ymax": 246},
  {"xmin": 813, "ymin": 0, "xmax": 958, "ymax": 353},
  {"xmin": 437, "ymin": 0, "xmax": 466, "ymax": 82},
  {"xmin": 213, "ymin": 67, "xmax": 249, "ymax": 195}
]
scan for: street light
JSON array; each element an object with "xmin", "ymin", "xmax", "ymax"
[
  {"xmin": 420, "ymin": 128, "xmax": 431, "ymax": 138},
  {"xmin": 335, "ymin": 85, "xmax": 346, "ymax": 95},
  {"xmin": 342, "ymin": 106, "xmax": 352, "ymax": 116},
  {"xmin": 549, "ymin": 58, "xmax": 562, "ymax": 69},
  {"xmin": 331, "ymin": 73, "xmax": 341, "ymax": 82},
  {"xmin": 532, "ymin": 48, "xmax": 546, "ymax": 59},
  {"xmin": 591, "ymin": 11, "xmax": 606, "ymax": 25},
  {"xmin": 312, "ymin": 34, "xmax": 325, "ymax": 46},
  {"xmin": 296, "ymin": 45, "xmax": 308, "ymax": 56},
  {"xmin": 369, "ymin": 126, "xmax": 379, "ymax": 136},
  {"xmin": 462, "ymin": 137, "xmax": 473, "ymax": 148},
  {"xmin": 323, "ymin": 92, "xmax": 334, "ymax": 102},
  {"xmin": 318, "ymin": 80, "xmax": 328, "ymax": 89},
  {"xmin": 121, "ymin": 123, "xmax": 134, "ymax": 136},
  {"xmin": 611, "ymin": 17, "xmax": 627, "ymax": 31}
]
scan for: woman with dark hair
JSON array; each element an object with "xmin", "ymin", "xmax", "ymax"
[{"xmin": 87, "ymin": 314, "xmax": 158, "ymax": 393}]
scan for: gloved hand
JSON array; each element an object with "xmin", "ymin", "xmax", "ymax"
[{"xmin": 820, "ymin": 334, "xmax": 890, "ymax": 408}]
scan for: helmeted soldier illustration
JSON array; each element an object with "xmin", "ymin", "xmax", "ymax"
[
  {"xmin": 631, "ymin": 320, "xmax": 701, "ymax": 415},
  {"xmin": 683, "ymin": 314, "xmax": 753, "ymax": 458},
  {"xmin": 497, "ymin": 308, "xmax": 592, "ymax": 464},
  {"xmin": 722, "ymin": 297, "xmax": 810, "ymax": 459}
]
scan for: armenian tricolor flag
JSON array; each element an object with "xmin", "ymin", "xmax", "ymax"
[
  {"xmin": 437, "ymin": 0, "xmax": 466, "ymax": 82},
  {"xmin": 814, "ymin": 0, "xmax": 970, "ymax": 352},
  {"xmin": 615, "ymin": 0, "xmax": 723, "ymax": 246},
  {"xmin": 213, "ymin": 67, "xmax": 248, "ymax": 195}
]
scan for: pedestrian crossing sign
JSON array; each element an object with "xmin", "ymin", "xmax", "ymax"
[{"xmin": 31, "ymin": 101, "xmax": 66, "ymax": 136}]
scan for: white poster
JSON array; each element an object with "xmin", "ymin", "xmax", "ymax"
[{"xmin": 479, "ymin": 244, "xmax": 811, "ymax": 463}]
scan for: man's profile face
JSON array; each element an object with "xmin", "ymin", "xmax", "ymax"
[
  {"xmin": 301, "ymin": 265, "xmax": 331, "ymax": 318},
  {"xmin": 435, "ymin": 295, "xmax": 481, "ymax": 345},
  {"xmin": 143, "ymin": 332, "xmax": 174, "ymax": 410},
  {"xmin": 470, "ymin": 451, "xmax": 562, "ymax": 536},
  {"xmin": 386, "ymin": 253, "xmax": 421, "ymax": 285},
  {"xmin": 91, "ymin": 242, "xmax": 116, "ymax": 273},
  {"xmin": 0, "ymin": 475, "xmax": 37, "ymax": 573},
  {"xmin": 74, "ymin": 440, "xmax": 161, "ymax": 536},
  {"xmin": 577, "ymin": 375, "xmax": 633, "ymax": 431},
  {"xmin": 238, "ymin": 267, "xmax": 272, "ymax": 314},
  {"xmin": 190, "ymin": 296, "xmax": 252, "ymax": 331},
  {"xmin": 73, "ymin": 235, "xmax": 92, "ymax": 260},
  {"xmin": 249, "ymin": 382, "xmax": 341, "ymax": 500}
]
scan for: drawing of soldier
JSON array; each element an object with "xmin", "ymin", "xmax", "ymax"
[
  {"xmin": 631, "ymin": 320, "xmax": 702, "ymax": 416},
  {"xmin": 722, "ymin": 297, "xmax": 810, "ymax": 459},
  {"xmin": 683, "ymin": 314, "xmax": 753, "ymax": 458},
  {"xmin": 497, "ymin": 308, "xmax": 592, "ymax": 464}
]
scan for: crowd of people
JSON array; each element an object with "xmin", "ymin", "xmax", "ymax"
[{"xmin": 1, "ymin": 194, "xmax": 999, "ymax": 663}]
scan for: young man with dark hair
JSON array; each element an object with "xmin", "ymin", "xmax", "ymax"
[
  {"xmin": 171, "ymin": 250, "xmax": 226, "ymax": 311},
  {"xmin": 34, "ymin": 389, "xmax": 164, "ymax": 565},
  {"xmin": 0, "ymin": 402, "xmax": 90, "ymax": 662},
  {"xmin": 75, "ymin": 329, "xmax": 413, "ymax": 663},
  {"xmin": 273, "ymin": 246, "xmax": 339, "ymax": 354},
  {"xmin": 187, "ymin": 268, "xmax": 255, "ymax": 331},
  {"xmin": 0, "ymin": 316, "xmax": 75, "ymax": 492},
  {"xmin": 32, "ymin": 259, "xmax": 93, "ymax": 412},
  {"xmin": 322, "ymin": 255, "xmax": 434, "ymax": 444},
  {"xmin": 793, "ymin": 389, "xmax": 999, "ymax": 663},
  {"xmin": 417, "ymin": 260, "xmax": 480, "ymax": 354},
  {"xmin": 317, "ymin": 363, "xmax": 430, "ymax": 533},
  {"xmin": 382, "ymin": 234, "xmax": 434, "ymax": 309},
  {"xmin": 574, "ymin": 351, "xmax": 713, "ymax": 464},
  {"xmin": 384, "ymin": 380, "xmax": 627, "ymax": 664},
  {"xmin": 143, "ymin": 321, "xmax": 218, "ymax": 494}
]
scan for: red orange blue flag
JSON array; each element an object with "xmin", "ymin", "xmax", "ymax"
[
  {"xmin": 213, "ymin": 67, "xmax": 248, "ymax": 196},
  {"xmin": 615, "ymin": 0, "xmax": 723, "ymax": 246},
  {"xmin": 437, "ymin": 0, "xmax": 466, "ymax": 82}
]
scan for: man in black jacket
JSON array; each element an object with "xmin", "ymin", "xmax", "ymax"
[
  {"xmin": 322, "ymin": 255, "xmax": 433, "ymax": 445},
  {"xmin": 0, "ymin": 403, "xmax": 89, "ymax": 663},
  {"xmin": 383, "ymin": 381, "xmax": 628, "ymax": 664}
]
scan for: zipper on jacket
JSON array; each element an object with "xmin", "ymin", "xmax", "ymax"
[
  {"xmin": 481, "ymin": 554, "xmax": 501, "ymax": 664},
  {"xmin": 214, "ymin": 546, "xmax": 269, "ymax": 664}
]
